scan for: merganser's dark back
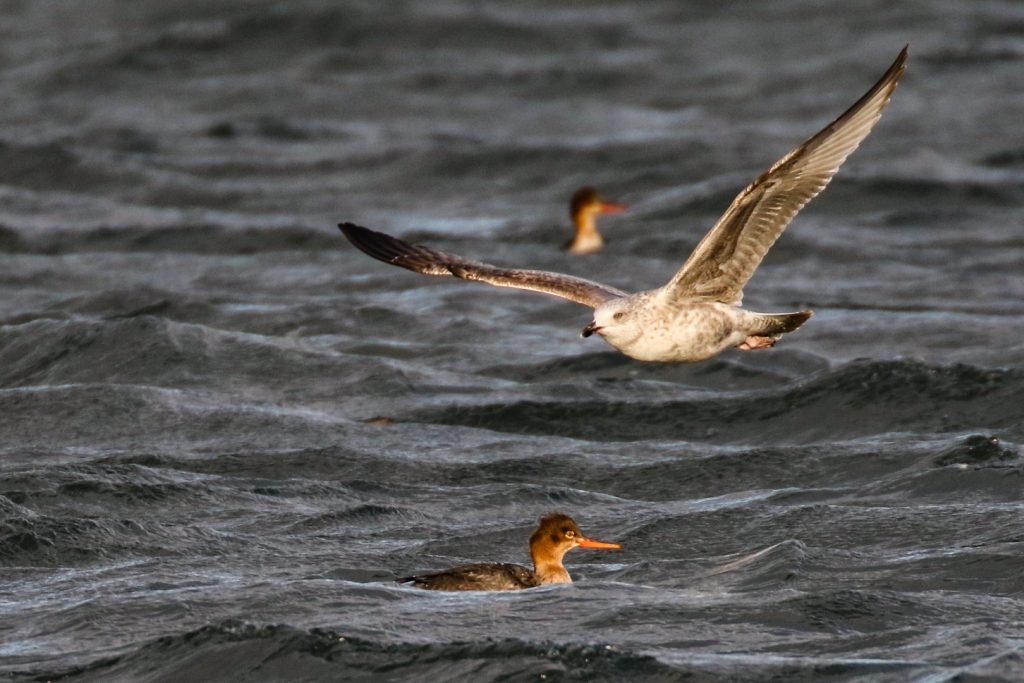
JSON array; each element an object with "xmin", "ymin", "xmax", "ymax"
[{"xmin": 398, "ymin": 562, "xmax": 538, "ymax": 591}]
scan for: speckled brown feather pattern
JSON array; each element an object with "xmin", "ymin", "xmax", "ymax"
[
  {"xmin": 340, "ymin": 222, "xmax": 627, "ymax": 308},
  {"xmin": 664, "ymin": 46, "xmax": 908, "ymax": 305}
]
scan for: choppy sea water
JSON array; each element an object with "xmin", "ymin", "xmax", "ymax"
[{"xmin": 1, "ymin": 1, "xmax": 1023, "ymax": 680}]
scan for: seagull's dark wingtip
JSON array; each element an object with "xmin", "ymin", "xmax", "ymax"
[{"xmin": 338, "ymin": 222, "xmax": 379, "ymax": 247}]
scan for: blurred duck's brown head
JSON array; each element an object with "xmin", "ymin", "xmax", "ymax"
[{"xmin": 565, "ymin": 187, "xmax": 627, "ymax": 255}]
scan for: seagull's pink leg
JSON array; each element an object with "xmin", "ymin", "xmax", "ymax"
[{"xmin": 738, "ymin": 336, "xmax": 777, "ymax": 351}]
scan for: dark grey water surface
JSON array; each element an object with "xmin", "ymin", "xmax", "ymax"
[{"xmin": 2, "ymin": 1, "xmax": 1023, "ymax": 681}]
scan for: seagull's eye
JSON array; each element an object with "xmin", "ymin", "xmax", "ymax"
[
  {"xmin": 613, "ymin": 311, "xmax": 625, "ymax": 321},
  {"xmin": 565, "ymin": 530, "xmax": 575, "ymax": 539}
]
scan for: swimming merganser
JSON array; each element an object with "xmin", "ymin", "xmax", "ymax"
[
  {"xmin": 564, "ymin": 186, "xmax": 627, "ymax": 254},
  {"xmin": 397, "ymin": 513, "xmax": 620, "ymax": 591}
]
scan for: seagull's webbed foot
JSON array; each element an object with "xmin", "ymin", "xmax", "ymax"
[{"xmin": 738, "ymin": 335, "xmax": 778, "ymax": 351}]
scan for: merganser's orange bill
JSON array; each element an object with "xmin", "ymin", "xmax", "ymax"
[
  {"xmin": 577, "ymin": 537, "xmax": 621, "ymax": 549},
  {"xmin": 598, "ymin": 202, "xmax": 627, "ymax": 214}
]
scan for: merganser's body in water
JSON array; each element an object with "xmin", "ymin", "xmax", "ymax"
[
  {"xmin": 397, "ymin": 513, "xmax": 620, "ymax": 591},
  {"xmin": 564, "ymin": 186, "xmax": 627, "ymax": 254},
  {"xmin": 340, "ymin": 47, "xmax": 907, "ymax": 363}
]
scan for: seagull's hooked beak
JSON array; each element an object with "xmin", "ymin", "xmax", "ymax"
[{"xmin": 581, "ymin": 321, "xmax": 602, "ymax": 338}]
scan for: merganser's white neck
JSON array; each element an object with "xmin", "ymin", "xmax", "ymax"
[{"xmin": 567, "ymin": 209, "xmax": 603, "ymax": 254}]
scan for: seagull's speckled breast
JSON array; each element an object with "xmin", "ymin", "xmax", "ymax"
[{"xmin": 602, "ymin": 297, "xmax": 751, "ymax": 362}]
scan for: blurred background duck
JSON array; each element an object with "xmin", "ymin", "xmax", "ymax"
[{"xmin": 564, "ymin": 186, "xmax": 627, "ymax": 254}]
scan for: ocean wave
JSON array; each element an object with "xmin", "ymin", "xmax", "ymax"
[
  {"xmin": 0, "ymin": 140, "xmax": 134, "ymax": 194},
  {"xmin": 0, "ymin": 512, "xmax": 162, "ymax": 567},
  {"xmin": 409, "ymin": 359, "xmax": 1024, "ymax": 443},
  {"xmin": 16, "ymin": 620, "xmax": 671, "ymax": 683},
  {"xmin": 0, "ymin": 224, "xmax": 341, "ymax": 255},
  {"xmin": 0, "ymin": 315, "xmax": 413, "ymax": 400}
]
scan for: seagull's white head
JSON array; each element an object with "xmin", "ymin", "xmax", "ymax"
[{"xmin": 581, "ymin": 298, "xmax": 642, "ymax": 350}]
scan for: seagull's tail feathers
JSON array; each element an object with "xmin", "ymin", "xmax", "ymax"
[{"xmin": 754, "ymin": 309, "xmax": 814, "ymax": 337}]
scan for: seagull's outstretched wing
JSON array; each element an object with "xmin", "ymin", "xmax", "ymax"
[
  {"xmin": 339, "ymin": 223, "xmax": 628, "ymax": 309},
  {"xmin": 662, "ymin": 46, "xmax": 908, "ymax": 305}
]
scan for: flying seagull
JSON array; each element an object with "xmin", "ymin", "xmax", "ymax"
[{"xmin": 339, "ymin": 47, "xmax": 907, "ymax": 363}]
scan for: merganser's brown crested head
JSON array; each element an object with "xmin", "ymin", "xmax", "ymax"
[
  {"xmin": 528, "ymin": 512, "xmax": 620, "ymax": 584},
  {"xmin": 565, "ymin": 186, "xmax": 627, "ymax": 255}
]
